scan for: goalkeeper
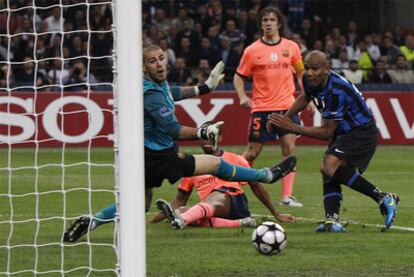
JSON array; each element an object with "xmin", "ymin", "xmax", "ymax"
[{"xmin": 142, "ymin": 45, "xmax": 297, "ymax": 211}]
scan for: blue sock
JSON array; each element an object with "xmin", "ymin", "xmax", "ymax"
[
  {"xmin": 94, "ymin": 203, "xmax": 117, "ymax": 226},
  {"xmin": 215, "ymin": 158, "xmax": 270, "ymax": 182}
]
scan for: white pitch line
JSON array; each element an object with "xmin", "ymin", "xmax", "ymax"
[{"xmin": 252, "ymin": 214, "xmax": 414, "ymax": 232}]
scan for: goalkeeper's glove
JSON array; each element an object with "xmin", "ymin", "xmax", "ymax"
[
  {"xmin": 197, "ymin": 121, "xmax": 225, "ymax": 151},
  {"xmin": 195, "ymin": 61, "xmax": 225, "ymax": 95}
]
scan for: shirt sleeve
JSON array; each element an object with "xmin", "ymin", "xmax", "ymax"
[
  {"xmin": 236, "ymin": 46, "xmax": 253, "ymax": 78},
  {"xmin": 290, "ymin": 42, "xmax": 304, "ymax": 73},
  {"xmin": 144, "ymin": 90, "xmax": 182, "ymax": 139},
  {"xmin": 170, "ymin": 86, "xmax": 182, "ymax": 101},
  {"xmin": 178, "ymin": 177, "xmax": 194, "ymax": 192}
]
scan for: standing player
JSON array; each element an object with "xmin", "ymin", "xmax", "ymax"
[
  {"xmin": 150, "ymin": 136, "xmax": 296, "ymax": 229},
  {"xmin": 267, "ymin": 50, "xmax": 399, "ymax": 232},
  {"xmin": 233, "ymin": 6, "xmax": 305, "ymax": 207}
]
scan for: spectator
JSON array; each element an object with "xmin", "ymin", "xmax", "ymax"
[
  {"xmin": 158, "ymin": 38, "xmax": 176, "ymax": 67},
  {"xmin": 324, "ymin": 39, "xmax": 336, "ymax": 59},
  {"xmin": 0, "ymin": 64, "xmax": 16, "ymax": 89},
  {"xmin": 219, "ymin": 19, "xmax": 246, "ymax": 48},
  {"xmin": 175, "ymin": 37, "xmax": 198, "ymax": 67},
  {"xmin": 175, "ymin": 18, "xmax": 200, "ymax": 50},
  {"xmin": 195, "ymin": 36, "xmax": 221, "ymax": 67},
  {"xmin": 46, "ymin": 34, "xmax": 62, "ymax": 58},
  {"xmin": 167, "ymin": 57, "xmax": 192, "ymax": 85},
  {"xmin": 291, "ymin": 33, "xmax": 308, "ymax": 55},
  {"xmin": 331, "ymin": 48, "xmax": 349, "ymax": 72},
  {"xmin": 207, "ymin": 25, "xmax": 221, "ymax": 50},
  {"xmin": 192, "ymin": 58, "xmax": 210, "ymax": 85},
  {"xmin": 45, "ymin": 7, "xmax": 64, "ymax": 33},
  {"xmin": 312, "ymin": 39, "xmax": 323, "ymax": 51},
  {"xmin": 0, "ymin": 3, "xmax": 23, "ymax": 34},
  {"xmin": 48, "ymin": 57, "xmax": 69, "ymax": 85},
  {"xmin": 69, "ymin": 35, "xmax": 85, "ymax": 58},
  {"xmin": 393, "ymin": 25, "xmax": 405, "ymax": 47},
  {"xmin": 63, "ymin": 59, "xmax": 97, "ymax": 91},
  {"xmin": 387, "ymin": 55, "xmax": 414, "ymax": 84},
  {"xmin": 299, "ymin": 18, "xmax": 318, "ymax": 50},
  {"xmin": 364, "ymin": 34, "xmax": 381, "ymax": 62},
  {"xmin": 166, "ymin": 24, "xmax": 179, "ymax": 51},
  {"xmin": 151, "ymin": 8, "xmax": 171, "ymax": 35},
  {"xmin": 400, "ymin": 34, "xmax": 414, "ymax": 68},
  {"xmin": 15, "ymin": 56, "xmax": 51, "ymax": 90},
  {"xmin": 345, "ymin": 21, "xmax": 361, "ymax": 47},
  {"xmin": 143, "ymin": 24, "xmax": 160, "ymax": 46},
  {"xmin": 195, "ymin": 3, "xmax": 213, "ymax": 34},
  {"xmin": 219, "ymin": 35, "xmax": 239, "ymax": 82},
  {"xmin": 244, "ymin": 9, "xmax": 259, "ymax": 46},
  {"xmin": 367, "ymin": 58, "xmax": 392, "ymax": 83},
  {"xmin": 342, "ymin": 60, "xmax": 363, "ymax": 84},
  {"xmin": 382, "ymin": 36, "xmax": 403, "ymax": 65},
  {"xmin": 356, "ymin": 40, "xmax": 373, "ymax": 80}
]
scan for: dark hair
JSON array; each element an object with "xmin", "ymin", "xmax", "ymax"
[{"xmin": 257, "ymin": 6, "xmax": 285, "ymax": 37}]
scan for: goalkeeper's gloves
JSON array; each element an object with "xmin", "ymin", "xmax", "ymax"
[
  {"xmin": 194, "ymin": 61, "xmax": 225, "ymax": 95},
  {"xmin": 197, "ymin": 121, "xmax": 225, "ymax": 151}
]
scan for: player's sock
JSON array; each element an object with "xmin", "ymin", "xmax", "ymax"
[
  {"xmin": 182, "ymin": 202, "xmax": 214, "ymax": 225},
  {"xmin": 332, "ymin": 166, "xmax": 385, "ymax": 202},
  {"xmin": 215, "ymin": 158, "xmax": 271, "ymax": 182},
  {"xmin": 281, "ymin": 171, "xmax": 295, "ymax": 199},
  {"xmin": 323, "ymin": 179, "xmax": 343, "ymax": 221},
  {"xmin": 197, "ymin": 217, "xmax": 241, "ymax": 228},
  {"xmin": 93, "ymin": 203, "xmax": 117, "ymax": 228}
]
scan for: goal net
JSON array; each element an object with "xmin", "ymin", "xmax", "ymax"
[{"xmin": 0, "ymin": 0, "xmax": 144, "ymax": 275}]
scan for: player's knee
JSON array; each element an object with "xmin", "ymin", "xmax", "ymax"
[
  {"xmin": 243, "ymin": 149, "xmax": 259, "ymax": 161},
  {"xmin": 320, "ymin": 164, "xmax": 335, "ymax": 179}
]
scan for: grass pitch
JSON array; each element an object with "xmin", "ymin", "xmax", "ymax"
[{"xmin": 1, "ymin": 145, "xmax": 413, "ymax": 276}]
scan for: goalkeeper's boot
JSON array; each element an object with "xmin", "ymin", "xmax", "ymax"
[
  {"xmin": 63, "ymin": 216, "xmax": 92, "ymax": 242},
  {"xmin": 269, "ymin": 156, "xmax": 297, "ymax": 183},
  {"xmin": 379, "ymin": 193, "xmax": 399, "ymax": 230},
  {"xmin": 156, "ymin": 199, "xmax": 186, "ymax": 229},
  {"xmin": 315, "ymin": 219, "xmax": 345, "ymax": 233}
]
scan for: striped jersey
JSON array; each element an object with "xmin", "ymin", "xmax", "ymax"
[
  {"xmin": 303, "ymin": 71, "xmax": 373, "ymax": 135},
  {"xmin": 144, "ymin": 77, "xmax": 182, "ymax": 151}
]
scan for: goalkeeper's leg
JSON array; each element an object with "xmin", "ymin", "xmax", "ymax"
[{"xmin": 64, "ymin": 203, "xmax": 117, "ymax": 242}]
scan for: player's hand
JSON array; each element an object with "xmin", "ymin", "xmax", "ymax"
[
  {"xmin": 268, "ymin": 113, "xmax": 295, "ymax": 132},
  {"xmin": 239, "ymin": 95, "xmax": 252, "ymax": 108},
  {"xmin": 205, "ymin": 61, "xmax": 225, "ymax": 91},
  {"xmin": 276, "ymin": 213, "xmax": 296, "ymax": 223},
  {"xmin": 198, "ymin": 121, "xmax": 225, "ymax": 151}
]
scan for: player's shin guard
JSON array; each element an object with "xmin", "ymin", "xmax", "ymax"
[
  {"xmin": 182, "ymin": 202, "xmax": 214, "ymax": 225},
  {"xmin": 332, "ymin": 166, "xmax": 385, "ymax": 203},
  {"xmin": 323, "ymin": 178, "xmax": 343, "ymax": 221}
]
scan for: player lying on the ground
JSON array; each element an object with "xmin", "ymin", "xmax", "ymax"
[
  {"xmin": 150, "ymin": 137, "xmax": 296, "ymax": 229},
  {"xmin": 63, "ymin": 139, "xmax": 296, "ymax": 242},
  {"xmin": 267, "ymin": 50, "xmax": 399, "ymax": 232}
]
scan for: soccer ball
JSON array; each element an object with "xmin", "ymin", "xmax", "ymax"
[{"xmin": 251, "ymin": 221, "xmax": 287, "ymax": 255}]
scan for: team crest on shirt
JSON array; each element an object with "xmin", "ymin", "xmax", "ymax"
[
  {"xmin": 159, "ymin": 106, "xmax": 173, "ymax": 117},
  {"xmin": 282, "ymin": 49, "xmax": 289, "ymax": 57},
  {"xmin": 270, "ymin": 52, "xmax": 278, "ymax": 61}
]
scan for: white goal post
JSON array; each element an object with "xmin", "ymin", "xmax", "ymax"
[{"xmin": 115, "ymin": 0, "xmax": 145, "ymax": 276}]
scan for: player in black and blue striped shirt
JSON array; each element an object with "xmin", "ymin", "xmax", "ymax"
[{"xmin": 267, "ymin": 50, "xmax": 399, "ymax": 232}]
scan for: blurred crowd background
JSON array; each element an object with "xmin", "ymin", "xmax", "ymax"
[{"xmin": 0, "ymin": 0, "xmax": 413, "ymax": 92}]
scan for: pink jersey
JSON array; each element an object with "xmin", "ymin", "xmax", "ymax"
[
  {"xmin": 178, "ymin": 152, "xmax": 250, "ymax": 201},
  {"xmin": 236, "ymin": 38, "xmax": 304, "ymax": 112}
]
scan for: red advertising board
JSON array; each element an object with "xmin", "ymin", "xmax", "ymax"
[{"xmin": 0, "ymin": 91, "xmax": 413, "ymax": 147}]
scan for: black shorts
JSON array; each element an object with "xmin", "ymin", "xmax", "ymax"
[
  {"xmin": 248, "ymin": 110, "xmax": 300, "ymax": 143},
  {"xmin": 145, "ymin": 146, "xmax": 195, "ymax": 189},
  {"xmin": 326, "ymin": 122, "xmax": 378, "ymax": 173},
  {"xmin": 213, "ymin": 186, "xmax": 250, "ymax": 219}
]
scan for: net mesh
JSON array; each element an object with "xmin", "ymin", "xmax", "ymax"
[{"xmin": 0, "ymin": 1, "xmax": 118, "ymax": 275}]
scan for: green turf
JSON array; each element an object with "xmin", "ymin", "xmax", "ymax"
[{"xmin": 1, "ymin": 146, "xmax": 413, "ymax": 276}]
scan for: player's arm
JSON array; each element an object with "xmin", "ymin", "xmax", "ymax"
[
  {"xmin": 233, "ymin": 73, "xmax": 252, "ymax": 108},
  {"xmin": 147, "ymin": 189, "xmax": 192, "ymax": 224},
  {"xmin": 285, "ymin": 92, "xmax": 312, "ymax": 118},
  {"xmin": 249, "ymin": 182, "xmax": 296, "ymax": 223},
  {"xmin": 268, "ymin": 114, "xmax": 338, "ymax": 141}
]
